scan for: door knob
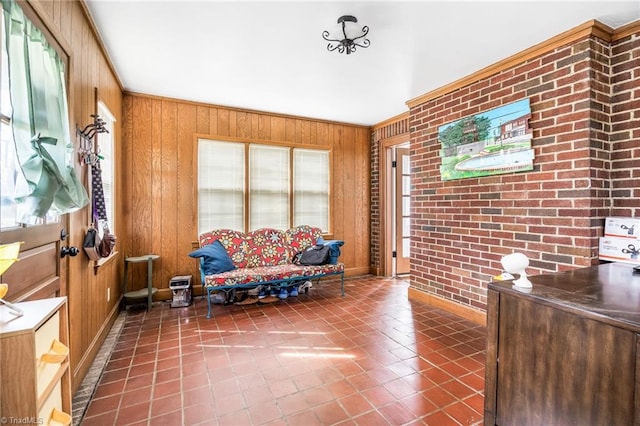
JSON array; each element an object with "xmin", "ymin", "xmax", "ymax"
[{"xmin": 61, "ymin": 246, "xmax": 79, "ymax": 258}]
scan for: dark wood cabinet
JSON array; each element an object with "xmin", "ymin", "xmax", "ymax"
[{"xmin": 484, "ymin": 262, "xmax": 640, "ymax": 426}]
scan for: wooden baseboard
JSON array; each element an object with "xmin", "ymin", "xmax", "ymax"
[
  {"xmin": 346, "ymin": 266, "xmax": 371, "ymax": 277},
  {"xmin": 408, "ymin": 287, "xmax": 487, "ymax": 326},
  {"xmin": 368, "ymin": 266, "xmax": 382, "ymax": 276}
]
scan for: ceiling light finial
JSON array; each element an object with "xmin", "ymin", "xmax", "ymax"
[{"xmin": 322, "ymin": 15, "xmax": 370, "ymax": 55}]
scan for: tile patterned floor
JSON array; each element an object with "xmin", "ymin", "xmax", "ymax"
[{"xmin": 79, "ymin": 276, "xmax": 486, "ymax": 425}]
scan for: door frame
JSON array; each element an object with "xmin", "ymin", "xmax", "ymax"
[{"xmin": 379, "ymin": 135, "xmax": 409, "ymax": 277}]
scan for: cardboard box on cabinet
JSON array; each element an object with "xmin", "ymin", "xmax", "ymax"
[
  {"xmin": 599, "ymin": 236, "xmax": 640, "ymax": 265},
  {"xmin": 604, "ymin": 217, "xmax": 640, "ymax": 239}
]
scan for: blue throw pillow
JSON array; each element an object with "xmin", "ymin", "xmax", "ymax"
[{"xmin": 188, "ymin": 240, "xmax": 235, "ymax": 275}]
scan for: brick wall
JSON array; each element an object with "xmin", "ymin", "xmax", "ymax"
[
  {"xmin": 407, "ymin": 27, "xmax": 639, "ymax": 312},
  {"xmin": 371, "ymin": 119, "xmax": 410, "ymax": 274},
  {"xmin": 611, "ymin": 32, "xmax": 640, "ymax": 216},
  {"xmin": 370, "ymin": 128, "xmax": 381, "ymax": 273}
]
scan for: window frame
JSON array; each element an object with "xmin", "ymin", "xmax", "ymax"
[{"xmin": 195, "ymin": 135, "xmax": 332, "ymax": 236}]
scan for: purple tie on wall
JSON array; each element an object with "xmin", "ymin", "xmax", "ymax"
[{"xmin": 91, "ymin": 160, "xmax": 107, "ymax": 222}]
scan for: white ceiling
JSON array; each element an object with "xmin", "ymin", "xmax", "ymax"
[{"xmin": 85, "ymin": 1, "xmax": 640, "ymax": 126}]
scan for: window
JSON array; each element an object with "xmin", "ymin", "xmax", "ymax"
[
  {"xmin": 1, "ymin": 11, "xmax": 21, "ymax": 228},
  {"xmin": 96, "ymin": 101, "xmax": 116, "ymax": 235},
  {"xmin": 293, "ymin": 148, "xmax": 329, "ymax": 231},
  {"xmin": 198, "ymin": 140, "xmax": 245, "ymax": 232},
  {"xmin": 249, "ymin": 144, "xmax": 289, "ymax": 230},
  {"xmin": 1, "ymin": 6, "xmax": 59, "ymax": 229},
  {"xmin": 197, "ymin": 138, "xmax": 330, "ymax": 235},
  {"xmin": 0, "ymin": 43, "xmax": 20, "ymax": 228},
  {"xmin": 1, "ymin": 0, "xmax": 86, "ymax": 227}
]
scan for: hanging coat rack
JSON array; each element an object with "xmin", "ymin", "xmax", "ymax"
[{"xmin": 77, "ymin": 114, "xmax": 108, "ymax": 166}]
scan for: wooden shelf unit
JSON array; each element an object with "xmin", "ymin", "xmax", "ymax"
[{"xmin": 0, "ymin": 297, "xmax": 72, "ymax": 425}]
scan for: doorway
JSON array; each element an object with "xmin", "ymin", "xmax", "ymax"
[
  {"xmin": 395, "ymin": 147, "xmax": 410, "ymax": 275},
  {"xmin": 381, "ymin": 141, "xmax": 410, "ymax": 277}
]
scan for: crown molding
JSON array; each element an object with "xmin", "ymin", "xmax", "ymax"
[{"xmin": 406, "ymin": 19, "xmax": 618, "ymax": 108}]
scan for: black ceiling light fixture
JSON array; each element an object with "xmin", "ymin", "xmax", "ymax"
[{"xmin": 322, "ymin": 15, "xmax": 370, "ymax": 55}]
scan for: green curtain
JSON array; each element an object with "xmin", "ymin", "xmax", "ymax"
[{"xmin": 2, "ymin": 0, "xmax": 88, "ymax": 221}]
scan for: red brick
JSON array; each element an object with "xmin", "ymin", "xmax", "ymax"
[{"xmin": 370, "ymin": 27, "xmax": 640, "ymax": 313}]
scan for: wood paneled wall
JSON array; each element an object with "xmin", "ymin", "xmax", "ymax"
[
  {"xmin": 24, "ymin": 0, "xmax": 124, "ymax": 392},
  {"xmin": 122, "ymin": 94, "xmax": 371, "ymax": 298}
]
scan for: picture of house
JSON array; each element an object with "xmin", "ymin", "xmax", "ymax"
[{"xmin": 438, "ymin": 98, "xmax": 534, "ymax": 180}]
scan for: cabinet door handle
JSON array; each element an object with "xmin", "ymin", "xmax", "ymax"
[
  {"xmin": 40, "ymin": 339, "xmax": 69, "ymax": 364},
  {"xmin": 49, "ymin": 408, "xmax": 72, "ymax": 426}
]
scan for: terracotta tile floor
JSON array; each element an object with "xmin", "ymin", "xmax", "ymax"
[{"xmin": 80, "ymin": 276, "xmax": 486, "ymax": 425}]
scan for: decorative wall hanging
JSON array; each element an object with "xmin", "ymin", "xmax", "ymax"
[
  {"xmin": 77, "ymin": 114, "xmax": 108, "ymax": 166},
  {"xmin": 322, "ymin": 15, "xmax": 370, "ymax": 55},
  {"xmin": 77, "ymin": 112, "xmax": 116, "ymax": 260},
  {"xmin": 439, "ymin": 98, "xmax": 534, "ymax": 181}
]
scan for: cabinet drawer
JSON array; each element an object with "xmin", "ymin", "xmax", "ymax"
[
  {"xmin": 37, "ymin": 380, "xmax": 71, "ymax": 425},
  {"xmin": 0, "ymin": 297, "xmax": 69, "ymax": 423},
  {"xmin": 35, "ymin": 312, "xmax": 62, "ymax": 398},
  {"xmin": 38, "ymin": 380, "xmax": 61, "ymax": 424}
]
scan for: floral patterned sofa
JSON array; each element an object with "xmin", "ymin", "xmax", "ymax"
[{"xmin": 191, "ymin": 225, "xmax": 344, "ymax": 318}]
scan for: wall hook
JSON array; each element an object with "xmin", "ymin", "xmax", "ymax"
[{"xmin": 77, "ymin": 114, "xmax": 109, "ymax": 166}]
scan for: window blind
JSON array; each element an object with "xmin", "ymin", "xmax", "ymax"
[
  {"xmin": 293, "ymin": 148, "xmax": 329, "ymax": 231},
  {"xmin": 249, "ymin": 144, "xmax": 289, "ymax": 231},
  {"xmin": 197, "ymin": 139, "xmax": 330, "ymax": 234},
  {"xmin": 198, "ymin": 140, "xmax": 245, "ymax": 234}
]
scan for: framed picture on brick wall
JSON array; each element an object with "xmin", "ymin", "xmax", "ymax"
[{"xmin": 438, "ymin": 98, "xmax": 534, "ymax": 181}]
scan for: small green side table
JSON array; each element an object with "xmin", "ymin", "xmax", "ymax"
[{"xmin": 122, "ymin": 254, "xmax": 159, "ymax": 311}]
